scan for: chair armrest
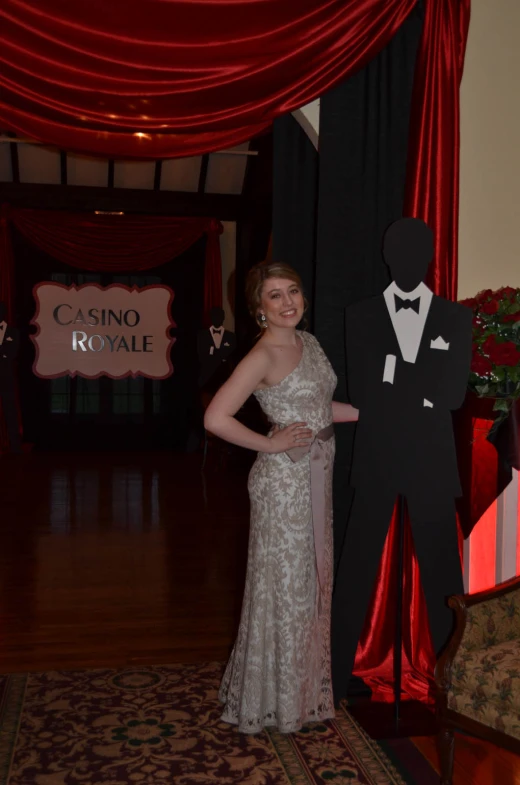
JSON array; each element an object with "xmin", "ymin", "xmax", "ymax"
[{"xmin": 435, "ymin": 594, "xmax": 469, "ymax": 716}]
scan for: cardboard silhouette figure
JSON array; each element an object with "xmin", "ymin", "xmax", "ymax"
[
  {"xmin": 0, "ymin": 302, "xmax": 22, "ymax": 453},
  {"xmin": 331, "ymin": 218, "xmax": 473, "ymax": 703},
  {"xmin": 197, "ymin": 306, "xmax": 236, "ymax": 388}
]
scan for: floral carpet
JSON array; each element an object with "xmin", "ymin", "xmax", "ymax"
[{"xmin": 0, "ymin": 662, "xmax": 432, "ymax": 785}]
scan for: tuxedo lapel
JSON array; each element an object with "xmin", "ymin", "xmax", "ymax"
[
  {"xmin": 416, "ymin": 295, "xmax": 442, "ymax": 365},
  {"xmin": 379, "ymin": 296, "xmax": 403, "ymax": 360}
]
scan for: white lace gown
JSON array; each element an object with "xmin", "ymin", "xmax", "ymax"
[{"xmin": 219, "ymin": 331, "xmax": 337, "ymax": 734}]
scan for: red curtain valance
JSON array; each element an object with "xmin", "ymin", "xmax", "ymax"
[
  {"xmin": 0, "ymin": 0, "xmax": 415, "ymax": 158},
  {"xmin": 0, "ymin": 206, "xmax": 223, "ymax": 324}
]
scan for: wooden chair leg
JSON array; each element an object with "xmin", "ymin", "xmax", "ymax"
[{"xmin": 438, "ymin": 725, "xmax": 455, "ymax": 785}]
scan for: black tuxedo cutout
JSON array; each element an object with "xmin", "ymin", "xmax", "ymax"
[
  {"xmin": 197, "ymin": 307, "xmax": 236, "ymax": 388},
  {"xmin": 0, "ymin": 302, "xmax": 22, "ymax": 453},
  {"xmin": 331, "ymin": 218, "xmax": 473, "ymax": 703}
]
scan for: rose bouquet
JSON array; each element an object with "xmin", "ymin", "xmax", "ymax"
[{"xmin": 460, "ymin": 287, "xmax": 520, "ymax": 430}]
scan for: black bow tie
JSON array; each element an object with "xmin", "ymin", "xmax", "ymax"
[
  {"xmin": 212, "ymin": 327, "xmax": 223, "ymax": 334},
  {"xmin": 395, "ymin": 295, "xmax": 420, "ymax": 314}
]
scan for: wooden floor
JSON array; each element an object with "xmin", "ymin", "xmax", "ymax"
[
  {"xmin": 0, "ymin": 449, "xmax": 518, "ymax": 783},
  {"xmin": 0, "ymin": 448, "xmax": 251, "ymax": 672}
]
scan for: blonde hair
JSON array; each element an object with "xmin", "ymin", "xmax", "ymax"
[{"xmin": 245, "ymin": 261, "xmax": 307, "ymax": 328}]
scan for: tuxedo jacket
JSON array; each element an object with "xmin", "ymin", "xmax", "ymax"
[
  {"xmin": 345, "ymin": 294, "xmax": 472, "ymax": 497},
  {"xmin": 0, "ymin": 324, "xmax": 19, "ymax": 393},
  {"xmin": 197, "ymin": 328, "xmax": 236, "ymax": 387}
]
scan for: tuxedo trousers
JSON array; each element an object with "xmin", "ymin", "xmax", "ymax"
[{"xmin": 331, "ymin": 485, "xmax": 463, "ymax": 703}]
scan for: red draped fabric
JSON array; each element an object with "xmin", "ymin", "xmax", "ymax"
[
  {"xmin": 0, "ymin": 206, "xmax": 222, "ymax": 319},
  {"xmin": 0, "ymin": 0, "xmax": 416, "ymax": 158},
  {"xmin": 0, "ymin": 206, "xmax": 223, "ymax": 452},
  {"xmin": 352, "ymin": 0, "xmax": 472, "ymax": 703}
]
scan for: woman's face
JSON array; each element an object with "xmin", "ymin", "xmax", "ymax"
[{"xmin": 259, "ymin": 277, "xmax": 304, "ymax": 330}]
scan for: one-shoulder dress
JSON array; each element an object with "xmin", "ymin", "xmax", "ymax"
[{"xmin": 219, "ymin": 331, "xmax": 337, "ymax": 733}]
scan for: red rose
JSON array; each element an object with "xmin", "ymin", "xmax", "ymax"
[
  {"xmin": 461, "ymin": 297, "xmax": 477, "ymax": 309},
  {"xmin": 503, "ymin": 312, "xmax": 520, "ymax": 322},
  {"xmin": 480, "ymin": 299, "xmax": 499, "ymax": 315},
  {"xmin": 497, "ymin": 286, "xmax": 517, "ymax": 299},
  {"xmin": 476, "ymin": 288, "xmax": 494, "ymax": 303},
  {"xmin": 492, "ymin": 341, "xmax": 520, "ymax": 367},
  {"xmin": 471, "ymin": 354, "xmax": 493, "ymax": 375},
  {"xmin": 482, "ymin": 335, "xmax": 497, "ymax": 355}
]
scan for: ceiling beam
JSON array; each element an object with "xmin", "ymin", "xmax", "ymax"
[{"xmin": 0, "ymin": 181, "xmax": 246, "ymax": 220}]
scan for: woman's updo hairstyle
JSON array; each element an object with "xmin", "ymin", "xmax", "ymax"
[{"xmin": 245, "ymin": 261, "xmax": 307, "ymax": 330}]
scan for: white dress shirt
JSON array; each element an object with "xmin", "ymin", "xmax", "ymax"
[
  {"xmin": 383, "ymin": 281, "xmax": 433, "ymax": 364},
  {"xmin": 210, "ymin": 325, "xmax": 224, "ymax": 350}
]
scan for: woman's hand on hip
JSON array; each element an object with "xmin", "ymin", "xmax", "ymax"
[{"xmin": 267, "ymin": 423, "xmax": 313, "ymax": 453}]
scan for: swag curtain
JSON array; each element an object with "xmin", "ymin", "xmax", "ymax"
[
  {"xmin": 0, "ymin": 207, "xmax": 223, "ymax": 324},
  {"xmin": 0, "ymin": 0, "xmax": 416, "ymax": 158}
]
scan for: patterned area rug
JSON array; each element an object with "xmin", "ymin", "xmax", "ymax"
[{"xmin": 0, "ymin": 662, "xmax": 433, "ymax": 784}]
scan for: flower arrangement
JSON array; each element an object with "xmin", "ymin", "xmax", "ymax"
[{"xmin": 460, "ymin": 287, "xmax": 520, "ymax": 427}]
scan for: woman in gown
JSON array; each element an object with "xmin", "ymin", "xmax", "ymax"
[{"xmin": 204, "ymin": 262, "xmax": 358, "ymax": 734}]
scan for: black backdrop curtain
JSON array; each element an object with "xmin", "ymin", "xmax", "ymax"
[
  {"xmin": 11, "ymin": 227, "xmax": 206, "ymax": 450},
  {"xmin": 272, "ymin": 2, "xmax": 424, "ymax": 698},
  {"xmin": 272, "ymin": 114, "xmax": 319, "ymax": 327},
  {"xmin": 274, "ymin": 1, "xmax": 423, "ymax": 544},
  {"xmin": 315, "ymin": 3, "xmax": 423, "ymax": 558}
]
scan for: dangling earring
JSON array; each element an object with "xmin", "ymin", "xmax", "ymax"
[{"xmin": 259, "ymin": 313, "xmax": 267, "ymax": 329}]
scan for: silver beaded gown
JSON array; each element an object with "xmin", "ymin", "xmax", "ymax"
[{"xmin": 219, "ymin": 331, "xmax": 337, "ymax": 734}]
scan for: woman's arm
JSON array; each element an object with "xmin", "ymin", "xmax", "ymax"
[
  {"xmin": 332, "ymin": 401, "xmax": 359, "ymax": 423},
  {"xmin": 204, "ymin": 348, "xmax": 312, "ymax": 453}
]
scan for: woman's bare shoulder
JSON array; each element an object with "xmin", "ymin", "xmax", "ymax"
[{"xmin": 232, "ymin": 340, "xmax": 271, "ymax": 381}]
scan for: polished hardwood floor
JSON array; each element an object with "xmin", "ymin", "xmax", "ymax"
[
  {"xmin": 0, "ymin": 448, "xmax": 518, "ymax": 783},
  {"xmin": 0, "ymin": 449, "xmax": 251, "ymax": 672}
]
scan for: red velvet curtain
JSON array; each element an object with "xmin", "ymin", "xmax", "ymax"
[
  {"xmin": 0, "ymin": 0, "xmax": 416, "ymax": 158},
  {"xmin": 352, "ymin": 0, "xmax": 471, "ymax": 703},
  {"xmin": 0, "ymin": 206, "xmax": 222, "ymax": 322}
]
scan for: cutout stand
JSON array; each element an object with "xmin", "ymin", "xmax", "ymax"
[{"xmin": 349, "ymin": 494, "xmax": 438, "ymax": 739}]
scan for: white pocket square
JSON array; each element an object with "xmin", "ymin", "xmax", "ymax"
[
  {"xmin": 224, "ymin": 342, "xmax": 230, "ymax": 347},
  {"xmin": 6, "ymin": 337, "xmax": 13, "ymax": 342},
  {"xmin": 430, "ymin": 336, "xmax": 449, "ymax": 350},
  {"xmin": 423, "ymin": 399, "xmax": 434, "ymax": 408}
]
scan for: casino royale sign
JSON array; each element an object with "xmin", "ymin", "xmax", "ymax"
[{"xmin": 31, "ymin": 282, "xmax": 175, "ymax": 379}]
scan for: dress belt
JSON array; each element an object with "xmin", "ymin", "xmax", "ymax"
[{"xmin": 285, "ymin": 423, "xmax": 334, "ymax": 617}]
